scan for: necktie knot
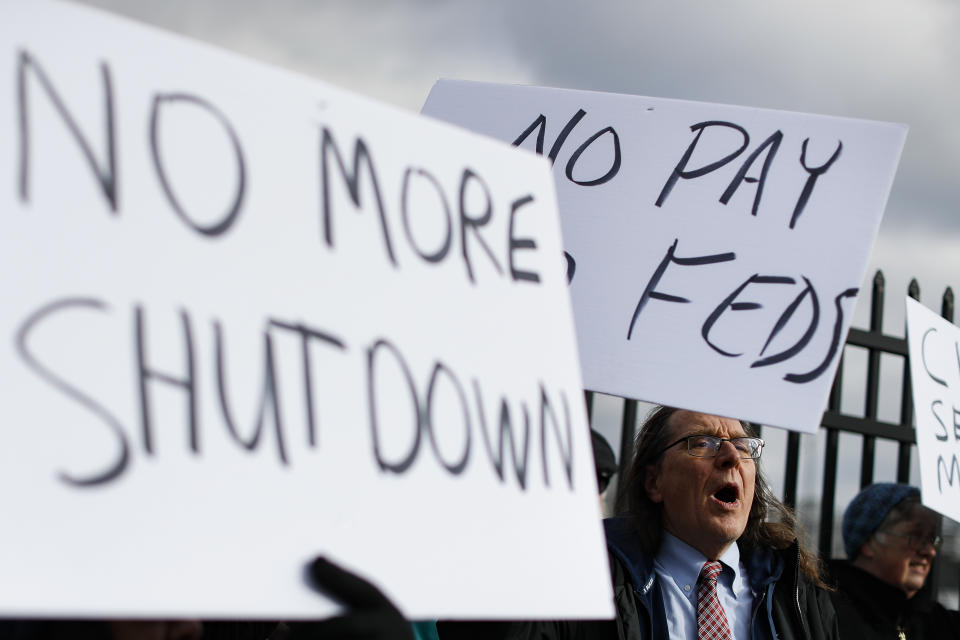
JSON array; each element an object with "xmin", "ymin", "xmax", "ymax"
[{"xmin": 700, "ymin": 561, "xmax": 723, "ymax": 583}]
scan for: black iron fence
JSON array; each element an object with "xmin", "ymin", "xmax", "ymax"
[{"xmin": 586, "ymin": 270, "xmax": 959, "ymax": 606}]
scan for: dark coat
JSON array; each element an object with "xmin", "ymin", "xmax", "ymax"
[
  {"xmin": 438, "ymin": 517, "xmax": 839, "ymax": 640},
  {"xmin": 828, "ymin": 559, "xmax": 960, "ymax": 640}
]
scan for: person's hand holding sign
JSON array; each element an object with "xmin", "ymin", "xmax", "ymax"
[{"xmin": 282, "ymin": 557, "xmax": 415, "ymax": 640}]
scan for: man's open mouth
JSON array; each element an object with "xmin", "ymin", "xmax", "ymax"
[{"xmin": 713, "ymin": 484, "xmax": 740, "ymax": 505}]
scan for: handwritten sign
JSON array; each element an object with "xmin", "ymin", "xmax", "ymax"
[
  {"xmin": 905, "ymin": 297, "xmax": 960, "ymax": 522},
  {"xmin": 422, "ymin": 80, "xmax": 907, "ymax": 434},
  {"xmin": 0, "ymin": 1, "xmax": 613, "ymax": 620}
]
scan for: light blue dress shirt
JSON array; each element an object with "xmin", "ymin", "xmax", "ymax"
[{"xmin": 653, "ymin": 531, "xmax": 754, "ymax": 640}]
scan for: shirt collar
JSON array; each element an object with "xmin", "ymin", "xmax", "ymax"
[{"xmin": 656, "ymin": 531, "xmax": 748, "ymax": 599}]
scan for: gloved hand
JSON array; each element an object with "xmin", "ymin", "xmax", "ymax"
[{"xmin": 286, "ymin": 557, "xmax": 414, "ymax": 640}]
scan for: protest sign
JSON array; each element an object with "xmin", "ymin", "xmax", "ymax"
[
  {"xmin": 422, "ymin": 80, "xmax": 907, "ymax": 434},
  {"xmin": 905, "ymin": 297, "xmax": 960, "ymax": 522},
  {"xmin": 0, "ymin": 1, "xmax": 613, "ymax": 620}
]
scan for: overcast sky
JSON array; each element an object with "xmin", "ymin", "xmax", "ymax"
[{"xmin": 69, "ymin": 0, "xmax": 960, "ymax": 538}]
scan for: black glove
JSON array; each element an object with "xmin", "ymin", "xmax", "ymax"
[{"xmin": 286, "ymin": 557, "xmax": 415, "ymax": 640}]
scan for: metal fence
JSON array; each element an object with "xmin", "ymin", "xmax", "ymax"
[{"xmin": 586, "ymin": 270, "xmax": 958, "ymax": 605}]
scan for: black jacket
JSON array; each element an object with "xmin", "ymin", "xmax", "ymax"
[
  {"xmin": 439, "ymin": 518, "xmax": 838, "ymax": 640},
  {"xmin": 828, "ymin": 559, "xmax": 960, "ymax": 640}
]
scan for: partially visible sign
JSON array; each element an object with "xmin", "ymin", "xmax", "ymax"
[
  {"xmin": 423, "ymin": 79, "xmax": 907, "ymax": 433},
  {"xmin": 0, "ymin": 1, "xmax": 612, "ymax": 621},
  {"xmin": 905, "ymin": 297, "xmax": 960, "ymax": 522}
]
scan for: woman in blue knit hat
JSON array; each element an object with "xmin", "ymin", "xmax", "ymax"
[{"xmin": 828, "ymin": 483, "xmax": 959, "ymax": 639}]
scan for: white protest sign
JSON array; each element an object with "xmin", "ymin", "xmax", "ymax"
[
  {"xmin": 0, "ymin": 1, "xmax": 613, "ymax": 620},
  {"xmin": 905, "ymin": 297, "xmax": 960, "ymax": 523},
  {"xmin": 422, "ymin": 80, "xmax": 907, "ymax": 434}
]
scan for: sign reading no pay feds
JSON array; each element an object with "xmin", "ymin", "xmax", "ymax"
[{"xmin": 423, "ymin": 80, "xmax": 907, "ymax": 435}]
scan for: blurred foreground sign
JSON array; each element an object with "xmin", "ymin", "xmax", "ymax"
[
  {"xmin": 0, "ymin": 1, "xmax": 612, "ymax": 620},
  {"xmin": 905, "ymin": 297, "xmax": 960, "ymax": 523},
  {"xmin": 423, "ymin": 80, "xmax": 907, "ymax": 434}
]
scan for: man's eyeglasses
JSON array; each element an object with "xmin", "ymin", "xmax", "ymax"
[
  {"xmin": 657, "ymin": 435, "xmax": 764, "ymax": 460},
  {"xmin": 878, "ymin": 530, "xmax": 943, "ymax": 551}
]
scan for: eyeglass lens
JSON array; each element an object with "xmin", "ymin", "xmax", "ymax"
[
  {"xmin": 910, "ymin": 534, "xmax": 943, "ymax": 550},
  {"xmin": 886, "ymin": 530, "xmax": 943, "ymax": 550}
]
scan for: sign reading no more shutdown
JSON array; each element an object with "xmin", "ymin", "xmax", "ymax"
[
  {"xmin": 422, "ymin": 80, "xmax": 907, "ymax": 434},
  {"xmin": 0, "ymin": 1, "xmax": 612, "ymax": 621}
]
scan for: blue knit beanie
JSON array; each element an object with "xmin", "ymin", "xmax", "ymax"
[{"xmin": 842, "ymin": 483, "xmax": 920, "ymax": 558}]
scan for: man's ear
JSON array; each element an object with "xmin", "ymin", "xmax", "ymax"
[
  {"xmin": 859, "ymin": 538, "xmax": 877, "ymax": 559},
  {"xmin": 644, "ymin": 464, "xmax": 663, "ymax": 503}
]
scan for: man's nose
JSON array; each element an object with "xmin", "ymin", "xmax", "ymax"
[{"xmin": 715, "ymin": 440, "xmax": 741, "ymax": 467}]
